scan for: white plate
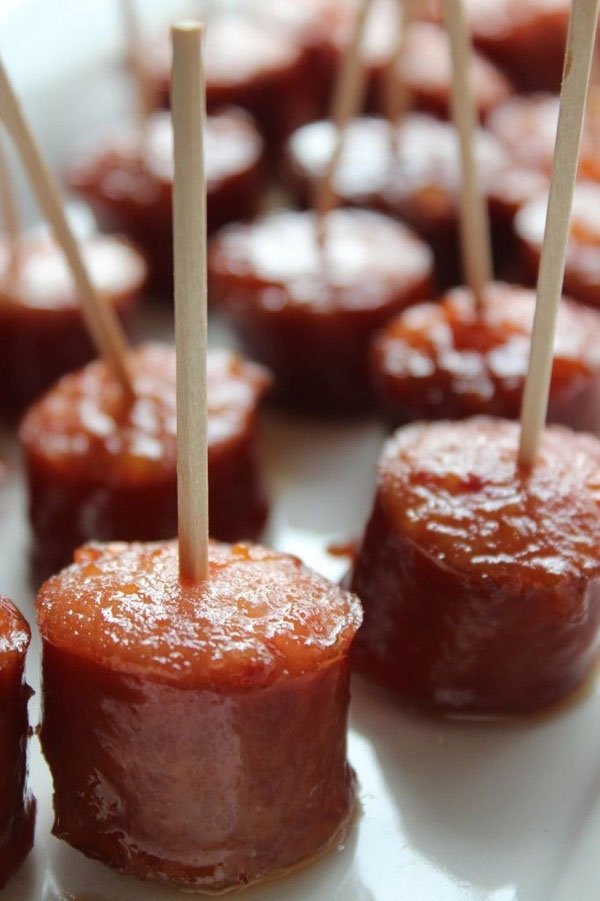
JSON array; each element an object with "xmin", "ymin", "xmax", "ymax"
[{"xmin": 1, "ymin": 2, "xmax": 600, "ymax": 899}]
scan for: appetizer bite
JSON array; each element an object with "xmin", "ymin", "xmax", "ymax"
[
  {"xmin": 374, "ymin": 20, "xmax": 512, "ymax": 121},
  {"xmin": 370, "ymin": 281, "xmax": 600, "ymax": 432},
  {"xmin": 0, "ymin": 596, "xmax": 34, "ymax": 889},
  {"xmin": 261, "ymin": 0, "xmax": 511, "ymax": 120},
  {"xmin": 208, "ymin": 208, "xmax": 434, "ymax": 415},
  {"xmin": 424, "ymin": 0, "xmax": 570, "ymax": 91},
  {"xmin": 38, "ymin": 539, "xmax": 362, "ymax": 890},
  {"xmin": 135, "ymin": 11, "xmax": 316, "ymax": 144},
  {"xmin": 350, "ymin": 418, "xmax": 600, "ymax": 715},
  {"xmin": 516, "ymin": 182, "xmax": 600, "ymax": 308},
  {"xmin": 284, "ymin": 114, "xmax": 545, "ymax": 287},
  {"xmin": 0, "ymin": 231, "xmax": 145, "ymax": 419},
  {"xmin": 20, "ymin": 344, "xmax": 271, "ymax": 583},
  {"xmin": 67, "ymin": 109, "xmax": 264, "ymax": 293},
  {"xmin": 487, "ymin": 92, "xmax": 600, "ymax": 181}
]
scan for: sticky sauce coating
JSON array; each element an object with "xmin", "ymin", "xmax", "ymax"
[
  {"xmin": 351, "ymin": 418, "xmax": 600, "ymax": 715},
  {"xmin": 67, "ymin": 110, "xmax": 263, "ymax": 291},
  {"xmin": 0, "ymin": 234, "xmax": 144, "ymax": 419},
  {"xmin": 370, "ymin": 281, "xmax": 600, "ymax": 431},
  {"xmin": 0, "ymin": 597, "xmax": 34, "ymax": 890},
  {"xmin": 38, "ymin": 540, "xmax": 362, "ymax": 689},
  {"xmin": 38, "ymin": 541, "xmax": 361, "ymax": 890},
  {"xmin": 209, "ymin": 207, "xmax": 433, "ymax": 414},
  {"xmin": 21, "ymin": 344, "xmax": 271, "ymax": 581},
  {"xmin": 516, "ymin": 182, "xmax": 600, "ymax": 308}
]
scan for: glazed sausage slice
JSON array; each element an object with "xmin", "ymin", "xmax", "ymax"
[
  {"xmin": 384, "ymin": 22, "xmax": 512, "ymax": 121},
  {"xmin": 0, "ymin": 232, "xmax": 145, "ymax": 419},
  {"xmin": 350, "ymin": 418, "xmax": 600, "ymax": 715},
  {"xmin": 370, "ymin": 281, "xmax": 600, "ymax": 432},
  {"xmin": 487, "ymin": 92, "xmax": 600, "ymax": 181},
  {"xmin": 516, "ymin": 182, "xmax": 600, "ymax": 308},
  {"xmin": 424, "ymin": 0, "xmax": 570, "ymax": 91},
  {"xmin": 284, "ymin": 114, "xmax": 546, "ymax": 287},
  {"xmin": 208, "ymin": 207, "xmax": 434, "ymax": 415},
  {"xmin": 67, "ymin": 109, "xmax": 263, "ymax": 293},
  {"xmin": 137, "ymin": 11, "xmax": 315, "ymax": 145},
  {"xmin": 0, "ymin": 597, "xmax": 34, "ymax": 890},
  {"xmin": 38, "ymin": 539, "xmax": 362, "ymax": 891},
  {"xmin": 20, "ymin": 343, "xmax": 271, "ymax": 582}
]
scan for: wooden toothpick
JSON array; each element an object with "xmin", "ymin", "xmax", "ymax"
[
  {"xmin": 382, "ymin": 0, "xmax": 415, "ymax": 136},
  {"xmin": 171, "ymin": 21, "xmax": 209, "ymax": 585},
  {"xmin": 313, "ymin": 0, "xmax": 374, "ymax": 229},
  {"xmin": 519, "ymin": 0, "xmax": 600, "ymax": 466},
  {"xmin": 0, "ymin": 131, "xmax": 21, "ymax": 280},
  {"xmin": 121, "ymin": 0, "xmax": 154, "ymax": 129},
  {"xmin": 444, "ymin": 0, "xmax": 493, "ymax": 307},
  {"xmin": 0, "ymin": 55, "xmax": 134, "ymax": 397}
]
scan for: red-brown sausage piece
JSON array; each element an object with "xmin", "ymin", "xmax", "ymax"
[
  {"xmin": 38, "ymin": 539, "xmax": 362, "ymax": 891},
  {"xmin": 20, "ymin": 343, "xmax": 271, "ymax": 583},
  {"xmin": 380, "ymin": 22, "xmax": 512, "ymax": 121},
  {"xmin": 284, "ymin": 114, "xmax": 546, "ymax": 287},
  {"xmin": 425, "ymin": 0, "xmax": 570, "ymax": 91},
  {"xmin": 67, "ymin": 109, "xmax": 263, "ymax": 293},
  {"xmin": 516, "ymin": 182, "xmax": 600, "ymax": 308},
  {"xmin": 487, "ymin": 92, "xmax": 600, "ymax": 181},
  {"xmin": 208, "ymin": 208, "xmax": 434, "ymax": 415},
  {"xmin": 252, "ymin": 0, "xmax": 353, "ymax": 120},
  {"xmin": 260, "ymin": 1, "xmax": 512, "ymax": 119},
  {"xmin": 0, "ymin": 597, "xmax": 34, "ymax": 889},
  {"xmin": 350, "ymin": 418, "xmax": 600, "ymax": 715},
  {"xmin": 370, "ymin": 281, "xmax": 600, "ymax": 432},
  {"xmin": 0, "ymin": 233, "xmax": 145, "ymax": 419},
  {"xmin": 137, "ymin": 11, "xmax": 316, "ymax": 145},
  {"xmin": 341, "ymin": 0, "xmax": 513, "ymax": 120}
]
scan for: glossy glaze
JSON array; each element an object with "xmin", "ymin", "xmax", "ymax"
[
  {"xmin": 38, "ymin": 540, "xmax": 362, "ymax": 890},
  {"xmin": 425, "ymin": 0, "xmax": 569, "ymax": 91},
  {"xmin": 20, "ymin": 344, "xmax": 271, "ymax": 582},
  {"xmin": 0, "ymin": 234, "xmax": 144, "ymax": 418},
  {"xmin": 209, "ymin": 208, "xmax": 434, "ymax": 414},
  {"xmin": 284, "ymin": 114, "xmax": 545, "ymax": 286},
  {"xmin": 67, "ymin": 110, "xmax": 263, "ymax": 292},
  {"xmin": 370, "ymin": 281, "xmax": 600, "ymax": 431},
  {"xmin": 351, "ymin": 418, "xmax": 600, "ymax": 715},
  {"xmin": 0, "ymin": 597, "xmax": 34, "ymax": 889},
  {"xmin": 516, "ymin": 182, "xmax": 600, "ymax": 308}
]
